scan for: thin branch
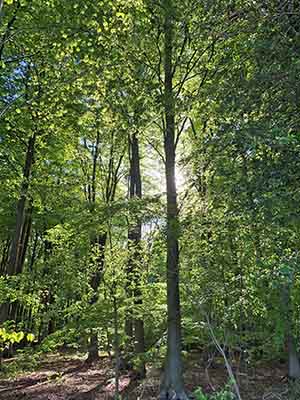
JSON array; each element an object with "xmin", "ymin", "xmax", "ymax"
[
  {"xmin": 189, "ymin": 117, "xmax": 198, "ymax": 137},
  {"xmin": 155, "ymin": 29, "xmax": 164, "ymax": 86},
  {"xmin": 206, "ymin": 316, "xmax": 242, "ymax": 400},
  {"xmin": 145, "ymin": 137, "xmax": 166, "ymax": 164},
  {"xmin": 183, "ymin": 282, "xmax": 242, "ymax": 400},
  {"xmin": 174, "ymin": 39, "xmax": 218, "ymax": 97},
  {"xmin": 0, "ymin": 0, "xmax": 20, "ymax": 60},
  {"xmin": 175, "ymin": 116, "xmax": 188, "ymax": 149},
  {"xmin": 0, "ymin": 94, "xmax": 23, "ymax": 119},
  {"xmin": 172, "ymin": 23, "xmax": 189, "ymax": 76}
]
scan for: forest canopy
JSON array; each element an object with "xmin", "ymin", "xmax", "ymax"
[{"xmin": 0, "ymin": 1, "xmax": 300, "ymax": 399}]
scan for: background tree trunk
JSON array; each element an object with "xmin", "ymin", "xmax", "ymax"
[
  {"xmin": 283, "ymin": 285, "xmax": 300, "ymax": 379},
  {"xmin": 0, "ymin": 134, "xmax": 36, "ymax": 324},
  {"xmin": 127, "ymin": 132, "xmax": 146, "ymax": 378},
  {"xmin": 7, "ymin": 134, "xmax": 36, "ymax": 276},
  {"xmin": 87, "ymin": 233, "xmax": 107, "ymax": 362},
  {"xmin": 160, "ymin": 1, "xmax": 187, "ymax": 398}
]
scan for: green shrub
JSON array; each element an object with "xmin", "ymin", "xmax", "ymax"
[
  {"xmin": 194, "ymin": 387, "xmax": 208, "ymax": 400},
  {"xmin": 194, "ymin": 386, "xmax": 235, "ymax": 400},
  {"xmin": 39, "ymin": 328, "xmax": 80, "ymax": 353}
]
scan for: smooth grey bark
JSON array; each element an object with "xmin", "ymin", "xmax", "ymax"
[{"xmin": 160, "ymin": 1, "xmax": 188, "ymax": 398}]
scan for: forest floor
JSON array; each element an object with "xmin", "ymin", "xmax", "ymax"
[{"xmin": 0, "ymin": 351, "xmax": 290, "ymax": 400}]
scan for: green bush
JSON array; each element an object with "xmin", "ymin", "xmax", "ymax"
[
  {"xmin": 39, "ymin": 328, "xmax": 80, "ymax": 353},
  {"xmin": 0, "ymin": 348, "xmax": 40, "ymax": 377},
  {"xmin": 194, "ymin": 386, "xmax": 235, "ymax": 400}
]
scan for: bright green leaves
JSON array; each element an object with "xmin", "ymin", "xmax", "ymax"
[
  {"xmin": 26, "ymin": 333, "xmax": 35, "ymax": 342},
  {"xmin": 0, "ymin": 328, "xmax": 34, "ymax": 349}
]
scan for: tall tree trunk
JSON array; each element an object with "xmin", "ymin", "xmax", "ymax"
[
  {"xmin": 84, "ymin": 128, "xmax": 124, "ymax": 361},
  {"xmin": 16, "ymin": 199, "xmax": 33, "ymax": 274},
  {"xmin": 0, "ymin": 134, "xmax": 36, "ymax": 324},
  {"xmin": 87, "ymin": 233, "xmax": 107, "ymax": 361},
  {"xmin": 85, "ymin": 130, "xmax": 106, "ymax": 362},
  {"xmin": 113, "ymin": 294, "xmax": 120, "ymax": 399},
  {"xmin": 160, "ymin": 1, "xmax": 187, "ymax": 398},
  {"xmin": 7, "ymin": 133, "xmax": 36, "ymax": 276},
  {"xmin": 28, "ymin": 230, "xmax": 39, "ymax": 271},
  {"xmin": 127, "ymin": 132, "xmax": 146, "ymax": 378},
  {"xmin": 0, "ymin": 238, "xmax": 10, "ymax": 275},
  {"xmin": 287, "ymin": 333, "xmax": 300, "ymax": 380},
  {"xmin": 283, "ymin": 285, "xmax": 300, "ymax": 379}
]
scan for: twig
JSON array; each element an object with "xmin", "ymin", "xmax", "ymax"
[
  {"xmin": 184, "ymin": 280, "xmax": 243, "ymax": 400},
  {"xmin": 262, "ymin": 393, "xmax": 284, "ymax": 400},
  {"xmin": 0, "ymin": 95, "xmax": 23, "ymax": 119},
  {"xmin": 205, "ymin": 315, "xmax": 242, "ymax": 400},
  {"xmin": 205, "ymin": 350, "xmax": 217, "ymax": 391}
]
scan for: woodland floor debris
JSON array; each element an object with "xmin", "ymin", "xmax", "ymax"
[{"xmin": 0, "ymin": 353, "xmax": 289, "ymax": 400}]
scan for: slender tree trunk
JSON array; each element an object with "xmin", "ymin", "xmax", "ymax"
[
  {"xmin": 85, "ymin": 130, "xmax": 107, "ymax": 362},
  {"xmin": 87, "ymin": 233, "xmax": 107, "ymax": 362},
  {"xmin": 28, "ymin": 230, "xmax": 39, "ymax": 271},
  {"xmin": 86, "ymin": 130, "xmax": 124, "ymax": 361},
  {"xmin": 160, "ymin": 1, "xmax": 187, "ymax": 398},
  {"xmin": 0, "ymin": 238, "xmax": 10, "ymax": 275},
  {"xmin": 126, "ymin": 132, "xmax": 146, "ymax": 378},
  {"xmin": 288, "ymin": 333, "xmax": 300, "ymax": 379},
  {"xmin": 17, "ymin": 200, "xmax": 33, "ymax": 274},
  {"xmin": 113, "ymin": 294, "xmax": 120, "ymax": 400},
  {"xmin": 7, "ymin": 134, "xmax": 36, "ymax": 276},
  {"xmin": 283, "ymin": 285, "xmax": 300, "ymax": 379},
  {"xmin": 0, "ymin": 134, "xmax": 36, "ymax": 324}
]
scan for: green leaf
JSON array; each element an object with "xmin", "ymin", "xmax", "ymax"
[{"xmin": 26, "ymin": 333, "xmax": 35, "ymax": 342}]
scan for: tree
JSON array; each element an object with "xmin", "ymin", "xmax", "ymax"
[
  {"xmin": 159, "ymin": 0, "xmax": 186, "ymax": 398},
  {"xmin": 78, "ymin": 107, "xmax": 126, "ymax": 361},
  {"xmin": 127, "ymin": 131, "xmax": 146, "ymax": 378}
]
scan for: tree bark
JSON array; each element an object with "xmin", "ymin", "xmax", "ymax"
[
  {"xmin": 16, "ymin": 199, "xmax": 33, "ymax": 274},
  {"xmin": 0, "ymin": 134, "xmax": 36, "ymax": 324},
  {"xmin": 283, "ymin": 285, "xmax": 300, "ymax": 379},
  {"xmin": 113, "ymin": 294, "xmax": 120, "ymax": 399},
  {"xmin": 126, "ymin": 132, "xmax": 146, "ymax": 378},
  {"xmin": 160, "ymin": 1, "xmax": 187, "ymax": 398},
  {"xmin": 87, "ymin": 233, "xmax": 107, "ymax": 362},
  {"xmin": 85, "ymin": 131, "xmax": 107, "ymax": 362},
  {"xmin": 287, "ymin": 333, "xmax": 300, "ymax": 379},
  {"xmin": 0, "ymin": 238, "xmax": 10, "ymax": 275},
  {"xmin": 7, "ymin": 133, "xmax": 36, "ymax": 276}
]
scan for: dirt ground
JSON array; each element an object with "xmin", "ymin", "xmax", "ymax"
[{"xmin": 0, "ymin": 352, "xmax": 289, "ymax": 399}]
